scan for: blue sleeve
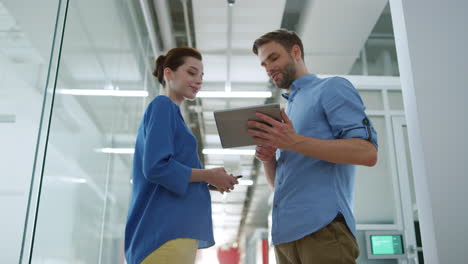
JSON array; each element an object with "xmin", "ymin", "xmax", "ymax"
[
  {"xmin": 142, "ymin": 97, "xmax": 192, "ymax": 196},
  {"xmin": 320, "ymin": 77, "xmax": 378, "ymax": 149}
]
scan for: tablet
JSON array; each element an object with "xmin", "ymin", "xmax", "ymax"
[{"xmin": 214, "ymin": 103, "xmax": 282, "ymax": 148}]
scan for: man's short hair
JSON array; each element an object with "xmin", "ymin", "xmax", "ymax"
[{"xmin": 252, "ymin": 29, "xmax": 304, "ymax": 60}]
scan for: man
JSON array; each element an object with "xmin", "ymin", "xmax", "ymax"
[{"xmin": 247, "ymin": 29, "xmax": 378, "ymax": 264}]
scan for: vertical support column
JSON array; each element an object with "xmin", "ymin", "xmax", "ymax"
[
  {"xmin": 377, "ymin": 49, "xmax": 393, "ymax": 76},
  {"xmin": 389, "ymin": 0, "xmax": 468, "ymax": 263},
  {"xmin": 361, "ymin": 47, "xmax": 369, "ymax": 76}
]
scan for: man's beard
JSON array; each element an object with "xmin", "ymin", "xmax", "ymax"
[{"xmin": 275, "ymin": 61, "xmax": 296, "ymax": 89}]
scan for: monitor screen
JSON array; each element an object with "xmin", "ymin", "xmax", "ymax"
[{"xmin": 370, "ymin": 235, "xmax": 404, "ymax": 255}]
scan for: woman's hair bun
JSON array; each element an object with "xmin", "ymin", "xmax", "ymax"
[
  {"xmin": 152, "ymin": 47, "xmax": 202, "ymax": 87},
  {"xmin": 153, "ymin": 55, "xmax": 166, "ymax": 85}
]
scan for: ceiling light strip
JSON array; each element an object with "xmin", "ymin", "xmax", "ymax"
[
  {"xmin": 96, "ymin": 148, "xmax": 255, "ymax": 155},
  {"xmin": 96, "ymin": 148, "xmax": 134, "ymax": 154},
  {"xmin": 225, "ymin": 2, "xmax": 233, "ymax": 92},
  {"xmin": 56, "ymin": 89, "xmax": 148, "ymax": 97},
  {"xmin": 197, "ymin": 91, "xmax": 272, "ymax": 98},
  {"xmin": 202, "ymin": 148, "xmax": 255, "ymax": 155},
  {"xmin": 238, "ymin": 179, "xmax": 254, "ymax": 186}
]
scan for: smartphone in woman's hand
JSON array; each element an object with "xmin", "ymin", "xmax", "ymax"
[{"xmin": 208, "ymin": 175, "xmax": 243, "ymax": 190}]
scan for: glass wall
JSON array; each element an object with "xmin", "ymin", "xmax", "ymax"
[
  {"xmin": 352, "ymin": 88, "xmax": 405, "ymax": 226},
  {"xmin": 30, "ymin": 0, "xmax": 155, "ymax": 263},
  {"xmin": 0, "ymin": 0, "xmax": 64, "ymax": 262},
  {"xmin": 354, "ymin": 85, "xmax": 408, "ymax": 264},
  {"xmin": 0, "ymin": 0, "xmax": 155, "ymax": 263}
]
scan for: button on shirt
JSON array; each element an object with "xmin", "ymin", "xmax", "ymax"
[
  {"xmin": 125, "ymin": 96, "xmax": 214, "ymax": 264},
  {"xmin": 272, "ymin": 74, "xmax": 378, "ymax": 245}
]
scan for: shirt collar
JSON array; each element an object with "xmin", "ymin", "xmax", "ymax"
[{"xmin": 281, "ymin": 74, "xmax": 317, "ymax": 100}]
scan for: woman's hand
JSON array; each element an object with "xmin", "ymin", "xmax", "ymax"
[{"xmin": 206, "ymin": 167, "xmax": 239, "ymax": 194}]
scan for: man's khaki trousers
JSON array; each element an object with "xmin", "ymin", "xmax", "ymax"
[{"xmin": 274, "ymin": 216, "xmax": 359, "ymax": 264}]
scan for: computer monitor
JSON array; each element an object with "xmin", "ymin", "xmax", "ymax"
[{"xmin": 365, "ymin": 231, "xmax": 406, "ymax": 259}]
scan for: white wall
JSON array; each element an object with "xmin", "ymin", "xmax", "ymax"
[{"xmin": 390, "ymin": 0, "xmax": 468, "ymax": 263}]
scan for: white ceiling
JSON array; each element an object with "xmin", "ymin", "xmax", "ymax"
[
  {"xmin": 193, "ymin": 0, "xmax": 286, "ymax": 84},
  {"xmin": 299, "ymin": 0, "xmax": 388, "ymax": 74}
]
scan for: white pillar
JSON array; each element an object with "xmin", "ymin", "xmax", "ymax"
[
  {"xmin": 389, "ymin": 0, "xmax": 468, "ymax": 263},
  {"xmin": 376, "ymin": 49, "xmax": 393, "ymax": 76}
]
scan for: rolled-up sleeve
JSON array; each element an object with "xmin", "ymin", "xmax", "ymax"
[
  {"xmin": 321, "ymin": 77, "xmax": 378, "ymax": 149},
  {"xmin": 142, "ymin": 97, "xmax": 192, "ymax": 196}
]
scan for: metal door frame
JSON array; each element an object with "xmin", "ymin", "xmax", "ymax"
[{"xmin": 392, "ymin": 116, "xmax": 420, "ymax": 264}]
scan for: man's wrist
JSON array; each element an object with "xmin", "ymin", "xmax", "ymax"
[{"xmin": 288, "ymin": 134, "xmax": 306, "ymax": 152}]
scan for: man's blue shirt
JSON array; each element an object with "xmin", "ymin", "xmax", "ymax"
[
  {"xmin": 125, "ymin": 96, "xmax": 214, "ymax": 264},
  {"xmin": 272, "ymin": 74, "xmax": 378, "ymax": 245}
]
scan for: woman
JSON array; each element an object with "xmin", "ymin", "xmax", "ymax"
[{"xmin": 125, "ymin": 47, "xmax": 238, "ymax": 264}]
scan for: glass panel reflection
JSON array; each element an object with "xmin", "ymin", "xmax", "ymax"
[
  {"xmin": 0, "ymin": 0, "xmax": 61, "ymax": 262},
  {"xmin": 354, "ymin": 116, "xmax": 397, "ymax": 225},
  {"xmin": 388, "ymin": 90, "xmax": 404, "ymax": 110},
  {"xmin": 31, "ymin": 0, "xmax": 154, "ymax": 263},
  {"xmin": 359, "ymin": 90, "xmax": 384, "ymax": 111}
]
